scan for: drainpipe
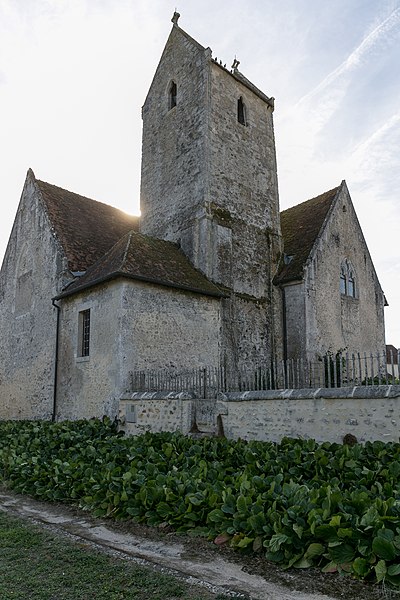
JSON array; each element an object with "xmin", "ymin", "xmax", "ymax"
[
  {"xmin": 52, "ymin": 298, "xmax": 61, "ymax": 422},
  {"xmin": 281, "ymin": 285, "xmax": 288, "ymax": 363}
]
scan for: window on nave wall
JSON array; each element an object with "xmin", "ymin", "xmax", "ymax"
[{"xmin": 340, "ymin": 260, "xmax": 356, "ymax": 298}]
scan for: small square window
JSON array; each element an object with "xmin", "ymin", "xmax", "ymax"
[{"xmin": 78, "ymin": 309, "xmax": 90, "ymax": 357}]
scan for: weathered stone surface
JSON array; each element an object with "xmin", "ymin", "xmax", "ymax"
[
  {"xmin": 119, "ymin": 395, "xmax": 194, "ymax": 436},
  {"xmin": 0, "ymin": 171, "xmax": 67, "ymax": 420},
  {"xmin": 140, "ymin": 24, "xmax": 283, "ymax": 372},
  {"xmin": 282, "ymin": 183, "xmax": 386, "ymax": 362},
  {"xmin": 55, "ymin": 279, "xmax": 221, "ymax": 420},
  {"xmin": 218, "ymin": 386, "xmax": 400, "ymax": 443}
]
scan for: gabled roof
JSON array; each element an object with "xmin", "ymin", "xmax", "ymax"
[
  {"xmin": 56, "ymin": 230, "xmax": 224, "ymax": 299},
  {"xmin": 36, "ymin": 174, "xmax": 139, "ymax": 272},
  {"xmin": 276, "ymin": 185, "xmax": 340, "ymax": 284},
  {"xmin": 144, "ymin": 16, "xmax": 274, "ymax": 111}
]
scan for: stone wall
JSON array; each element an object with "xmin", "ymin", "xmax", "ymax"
[
  {"xmin": 140, "ymin": 25, "xmax": 209, "ymax": 245},
  {"xmin": 56, "ymin": 278, "xmax": 221, "ymax": 420},
  {"xmin": 119, "ymin": 392, "xmax": 194, "ymax": 436},
  {"xmin": 299, "ymin": 184, "xmax": 385, "ymax": 360},
  {"xmin": 217, "ymin": 386, "xmax": 400, "ymax": 443},
  {"xmin": 209, "ymin": 61, "xmax": 281, "ymax": 296},
  {"xmin": 119, "ymin": 386, "xmax": 400, "ymax": 444},
  {"xmin": 0, "ymin": 171, "xmax": 67, "ymax": 420}
]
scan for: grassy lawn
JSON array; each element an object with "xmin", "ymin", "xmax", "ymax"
[{"xmin": 0, "ymin": 511, "xmax": 230, "ymax": 600}]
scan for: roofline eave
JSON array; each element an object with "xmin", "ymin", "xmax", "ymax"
[{"xmin": 53, "ymin": 271, "xmax": 226, "ymax": 301}]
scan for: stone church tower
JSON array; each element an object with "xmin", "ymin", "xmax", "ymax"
[{"xmin": 140, "ymin": 13, "xmax": 283, "ymax": 371}]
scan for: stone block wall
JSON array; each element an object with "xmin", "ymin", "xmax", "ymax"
[
  {"xmin": 119, "ymin": 386, "xmax": 400, "ymax": 445},
  {"xmin": 0, "ymin": 171, "xmax": 67, "ymax": 420},
  {"xmin": 217, "ymin": 385, "xmax": 400, "ymax": 444},
  {"xmin": 119, "ymin": 392, "xmax": 194, "ymax": 436},
  {"xmin": 303, "ymin": 184, "xmax": 386, "ymax": 360}
]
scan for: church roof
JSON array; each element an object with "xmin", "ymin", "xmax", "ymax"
[
  {"xmin": 57, "ymin": 230, "xmax": 224, "ymax": 299},
  {"xmin": 276, "ymin": 185, "xmax": 340, "ymax": 284},
  {"xmin": 36, "ymin": 176, "xmax": 139, "ymax": 273}
]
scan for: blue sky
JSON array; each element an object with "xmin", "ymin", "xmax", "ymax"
[{"xmin": 0, "ymin": 0, "xmax": 399, "ymax": 345}]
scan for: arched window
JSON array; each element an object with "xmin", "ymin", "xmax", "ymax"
[
  {"xmin": 340, "ymin": 260, "xmax": 356, "ymax": 298},
  {"xmin": 340, "ymin": 266, "xmax": 347, "ymax": 295},
  {"xmin": 168, "ymin": 81, "xmax": 177, "ymax": 110},
  {"xmin": 348, "ymin": 270, "xmax": 355, "ymax": 297},
  {"xmin": 237, "ymin": 96, "xmax": 246, "ymax": 125}
]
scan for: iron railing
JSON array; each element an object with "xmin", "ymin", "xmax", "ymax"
[{"xmin": 129, "ymin": 349, "xmax": 399, "ymax": 398}]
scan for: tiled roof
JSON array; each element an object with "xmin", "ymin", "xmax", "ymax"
[
  {"xmin": 36, "ymin": 178, "xmax": 139, "ymax": 272},
  {"xmin": 58, "ymin": 231, "xmax": 224, "ymax": 299},
  {"xmin": 275, "ymin": 186, "xmax": 340, "ymax": 284}
]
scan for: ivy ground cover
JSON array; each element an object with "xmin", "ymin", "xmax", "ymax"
[{"xmin": 1, "ymin": 419, "xmax": 400, "ymax": 588}]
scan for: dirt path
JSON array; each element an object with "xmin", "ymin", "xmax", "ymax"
[{"xmin": 0, "ymin": 489, "xmax": 384, "ymax": 600}]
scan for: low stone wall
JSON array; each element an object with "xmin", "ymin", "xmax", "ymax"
[
  {"xmin": 119, "ymin": 386, "xmax": 400, "ymax": 444},
  {"xmin": 119, "ymin": 392, "xmax": 194, "ymax": 437},
  {"xmin": 217, "ymin": 385, "xmax": 400, "ymax": 443}
]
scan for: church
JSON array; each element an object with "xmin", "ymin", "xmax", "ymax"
[{"xmin": 0, "ymin": 14, "xmax": 386, "ymax": 422}]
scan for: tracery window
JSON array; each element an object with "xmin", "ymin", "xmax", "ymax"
[{"xmin": 340, "ymin": 260, "xmax": 356, "ymax": 298}]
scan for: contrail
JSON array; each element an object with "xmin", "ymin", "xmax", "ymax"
[
  {"xmin": 296, "ymin": 7, "xmax": 400, "ymax": 108},
  {"xmin": 352, "ymin": 112, "xmax": 400, "ymax": 158}
]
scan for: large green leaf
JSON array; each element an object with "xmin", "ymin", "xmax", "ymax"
[
  {"xmin": 374, "ymin": 560, "xmax": 387, "ymax": 583},
  {"xmin": 328, "ymin": 543, "xmax": 356, "ymax": 564},
  {"xmin": 388, "ymin": 564, "xmax": 400, "ymax": 576},
  {"xmin": 352, "ymin": 557, "xmax": 370, "ymax": 578},
  {"xmin": 304, "ymin": 543, "xmax": 324, "ymax": 559},
  {"xmin": 372, "ymin": 536, "xmax": 396, "ymax": 561},
  {"xmin": 268, "ymin": 533, "xmax": 289, "ymax": 553}
]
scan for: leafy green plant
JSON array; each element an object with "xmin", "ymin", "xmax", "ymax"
[{"xmin": 1, "ymin": 420, "xmax": 400, "ymax": 588}]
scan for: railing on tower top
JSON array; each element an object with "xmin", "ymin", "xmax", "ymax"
[{"xmin": 129, "ymin": 349, "xmax": 399, "ymax": 399}]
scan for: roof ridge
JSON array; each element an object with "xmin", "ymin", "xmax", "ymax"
[
  {"xmin": 36, "ymin": 178, "xmax": 138, "ymax": 216},
  {"xmin": 281, "ymin": 185, "xmax": 340, "ymax": 216}
]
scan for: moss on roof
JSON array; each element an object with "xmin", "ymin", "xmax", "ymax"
[
  {"xmin": 58, "ymin": 231, "xmax": 224, "ymax": 299},
  {"xmin": 276, "ymin": 186, "xmax": 339, "ymax": 284},
  {"xmin": 37, "ymin": 179, "xmax": 139, "ymax": 272}
]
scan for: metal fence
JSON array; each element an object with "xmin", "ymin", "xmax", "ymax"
[{"xmin": 129, "ymin": 349, "xmax": 399, "ymax": 398}]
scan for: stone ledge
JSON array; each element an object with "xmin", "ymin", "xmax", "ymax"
[
  {"xmin": 220, "ymin": 385, "xmax": 400, "ymax": 402},
  {"xmin": 120, "ymin": 391, "xmax": 195, "ymax": 401}
]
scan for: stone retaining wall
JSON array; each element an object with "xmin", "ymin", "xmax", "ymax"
[
  {"xmin": 119, "ymin": 386, "xmax": 400, "ymax": 444},
  {"xmin": 119, "ymin": 392, "xmax": 195, "ymax": 437}
]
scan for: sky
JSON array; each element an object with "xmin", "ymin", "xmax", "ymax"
[{"xmin": 0, "ymin": 0, "xmax": 399, "ymax": 346}]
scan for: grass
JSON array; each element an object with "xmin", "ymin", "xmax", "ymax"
[{"xmin": 0, "ymin": 511, "xmax": 231, "ymax": 600}]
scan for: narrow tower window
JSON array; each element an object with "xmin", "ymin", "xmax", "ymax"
[
  {"xmin": 169, "ymin": 81, "xmax": 177, "ymax": 110},
  {"xmin": 237, "ymin": 96, "xmax": 246, "ymax": 125}
]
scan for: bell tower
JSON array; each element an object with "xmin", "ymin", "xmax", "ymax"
[{"xmin": 140, "ymin": 13, "xmax": 283, "ymax": 370}]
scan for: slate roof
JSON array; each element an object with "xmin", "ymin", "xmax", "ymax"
[
  {"xmin": 57, "ymin": 231, "xmax": 224, "ymax": 299},
  {"xmin": 36, "ymin": 177, "xmax": 139, "ymax": 272},
  {"xmin": 276, "ymin": 186, "xmax": 340, "ymax": 284}
]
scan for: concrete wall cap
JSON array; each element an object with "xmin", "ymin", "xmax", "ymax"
[
  {"xmin": 120, "ymin": 391, "xmax": 195, "ymax": 401},
  {"xmin": 221, "ymin": 385, "xmax": 399, "ymax": 402}
]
